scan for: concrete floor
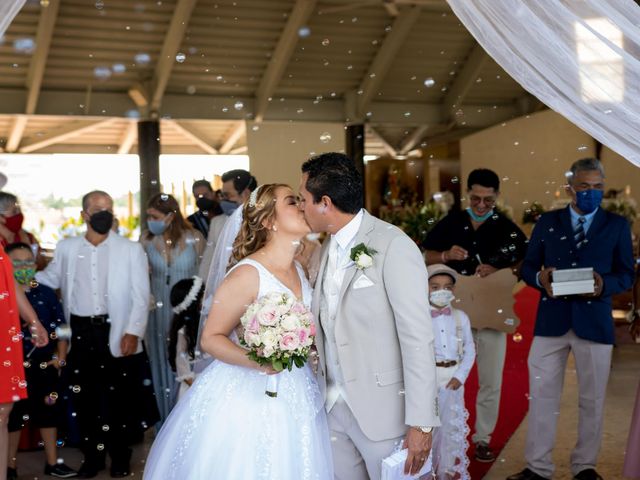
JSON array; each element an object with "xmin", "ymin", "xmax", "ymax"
[
  {"xmin": 485, "ymin": 344, "xmax": 638, "ymax": 480},
  {"xmin": 14, "ymin": 344, "xmax": 639, "ymax": 479}
]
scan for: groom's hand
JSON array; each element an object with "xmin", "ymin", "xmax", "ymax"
[{"xmin": 402, "ymin": 427, "xmax": 432, "ymax": 475}]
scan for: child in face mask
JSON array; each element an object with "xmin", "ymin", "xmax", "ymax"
[
  {"xmin": 427, "ymin": 263, "xmax": 476, "ymax": 480},
  {"xmin": 5, "ymin": 242, "xmax": 76, "ymax": 479}
]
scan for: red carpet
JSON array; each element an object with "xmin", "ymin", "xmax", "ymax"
[{"xmin": 464, "ymin": 286, "xmax": 540, "ymax": 479}]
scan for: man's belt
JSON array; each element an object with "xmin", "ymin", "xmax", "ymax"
[
  {"xmin": 70, "ymin": 314, "xmax": 109, "ymax": 325},
  {"xmin": 435, "ymin": 360, "xmax": 457, "ymax": 368}
]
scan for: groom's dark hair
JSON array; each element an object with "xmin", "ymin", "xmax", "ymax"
[{"xmin": 301, "ymin": 152, "xmax": 363, "ymax": 214}]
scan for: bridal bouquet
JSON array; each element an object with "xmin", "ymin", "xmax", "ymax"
[{"xmin": 239, "ymin": 292, "xmax": 316, "ymax": 397}]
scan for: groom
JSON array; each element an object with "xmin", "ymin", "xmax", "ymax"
[{"xmin": 299, "ymin": 153, "xmax": 439, "ymax": 480}]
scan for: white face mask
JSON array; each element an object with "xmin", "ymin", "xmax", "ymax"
[{"xmin": 429, "ymin": 289, "xmax": 455, "ymax": 308}]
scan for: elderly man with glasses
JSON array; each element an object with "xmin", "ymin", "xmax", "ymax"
[{"xmin": 423, "ymin": 168, "xmax": 528, "ymax": 463}]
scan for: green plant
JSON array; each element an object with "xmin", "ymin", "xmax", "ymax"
[
  {"xmin": 522, "ymin": 201, "xmax": 546, "ymax": 224},
  {"xmin": 603, "ymin": 198, "xmax": 637, "ymax": 225},
  {"xmin": 379, "ymin": 202, "xmax": 444, "ymax": 246}
]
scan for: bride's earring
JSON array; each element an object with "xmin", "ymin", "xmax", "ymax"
[{"xmin": 272, "ymin": 225, "xmax": 278, "ymax": 232}]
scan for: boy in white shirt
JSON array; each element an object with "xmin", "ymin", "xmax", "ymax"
[{"xmin": 427, "ymin": 264, "xmax": 476, "ymax": 480}]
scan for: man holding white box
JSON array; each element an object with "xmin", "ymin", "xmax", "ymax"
[{"xmin": 508, "ymin": 158, "xmax": 635, "ymax": 480}]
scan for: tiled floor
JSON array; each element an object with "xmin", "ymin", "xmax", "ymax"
[{"xmin": 14, "ymin": 343, "xmax": 639, "ymax": 479}]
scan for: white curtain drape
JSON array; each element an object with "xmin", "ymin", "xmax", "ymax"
[
  {"xmin": 446, "ymin": 0, "xmax": 640, "ymax": 167},
  {"xmin": 0, "ymin": 1, "xmax": 25, "ymax": 38}
]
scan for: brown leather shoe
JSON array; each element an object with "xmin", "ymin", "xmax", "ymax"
[{"xmin": 475, "ymin": 442, "xmax": 497, "ymax": 462}]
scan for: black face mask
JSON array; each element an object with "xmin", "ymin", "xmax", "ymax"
[
  {"xmin": 88, "ymin": 210, "xmax": 113, "ymax": 234},
  {"xmin": 196, "ymin": 197, "xmax": 217, "ymax": 212}
]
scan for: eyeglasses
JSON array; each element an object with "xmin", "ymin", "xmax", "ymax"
[{"xmin": 469, "ymin": 195, "xmax": 496, "ymax": 206}]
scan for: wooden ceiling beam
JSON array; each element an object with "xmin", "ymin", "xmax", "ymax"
[
  {"xmin": 218, "ymin": 122, "xmax": 246, "ymax": 154},
  {"xmin": 19, "ymin": 117, "xmax": 118, "ymax": 153},
  {"xmin": 442, "ymin": 42, "xmax": 488, "ymax": 118},
  {"xmin": 170, "ymin": 121, "xmax": 218, "ymax": 154},
  {"xmin": 254, "ymin": 0, "xmax": 318, "ymax": 122},
  {"xmin": 6, "ymin": 115, "xmax": 28, "ymax": 153},
  {"xmin": 117, "ymin": 120, "xmax": 137, "ymax": 154},
  {"xmin": 356, "ymin": 5, "xmax": 421, "ymax": 118},
  {"xmin": 25, "ymin": 0, "xmax": 60, "ymax": 115},
  {"xmin": 150, "ymin": 0, "xmax": 198, "ymax": 111}
]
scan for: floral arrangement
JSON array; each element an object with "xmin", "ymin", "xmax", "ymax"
[
  {"xmin": 379, "ymin": 201, "xmax": 444, "ymax": 246},
  {"xmin": 239, "ymin": 292, "xmax": 316, "ymax": 396},
  {"xmin": 603, "ymin": 198, "xmax": 637, "ymax": 226},
  {"xmin": 522, "ymin": 201, "xmax": 546, "ymax": 224}
]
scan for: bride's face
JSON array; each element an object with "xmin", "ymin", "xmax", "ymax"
[{"xmin": 272, "ymin": 186, "xmax": 310, "ymax": 237}]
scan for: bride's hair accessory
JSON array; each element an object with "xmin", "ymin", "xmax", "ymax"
[
  {"xmin": 172, "ymin": 276, "xmax": 203, "ymax": 314},
  {"xmin": 248, "ymin": 185, "xmax": 263, "ymax": 208}
]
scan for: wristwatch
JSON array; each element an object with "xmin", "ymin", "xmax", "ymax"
[{"xmin": 414, "ymin": 426, "xmax": 433, "ymax": 434}]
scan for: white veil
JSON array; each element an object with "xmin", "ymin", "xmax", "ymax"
[{"xmin": 195, "ymin": 204, "xmax": 243, "ymax": 367}]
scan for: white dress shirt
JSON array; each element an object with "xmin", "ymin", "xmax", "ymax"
[
  {"xmin": 70, "ymin": 236, "xmax": 110, "ymax": 316},
  {"xmin": 322, "ymin": 209, "xmax": 364, "ymax": 411},
  {"xmin": 431, "ymin": 307, "xmax": 476, "ymax": 384}
]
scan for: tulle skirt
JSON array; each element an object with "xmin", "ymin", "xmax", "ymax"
[{"xmin": 143, "ymin": 359, "xmax": 334, "ymax": 480}]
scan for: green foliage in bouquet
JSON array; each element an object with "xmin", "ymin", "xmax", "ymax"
[
  {"xmin": 380, "ymin": 202, "xmax": 444, "ymax": 246},
  {"xmin": 522, "ymin": 202, "xmax": 546, "ymax": 224}
]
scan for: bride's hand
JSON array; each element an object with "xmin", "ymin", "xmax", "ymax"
[{"xmin": 256, "ymin": 364, "xmax": 279, "ymax": 375}]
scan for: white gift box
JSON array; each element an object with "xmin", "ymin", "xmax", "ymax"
[
  {"xmin": 551, "ymin": 279, "xmax": 595, "ymax": 296},
  {"xmin": 552, "ymin": 267, "xmax": 593, "ymax": 283},
  {"xmin": 381, "ymin": 448, "xmax": 432, "ymax": 480}
]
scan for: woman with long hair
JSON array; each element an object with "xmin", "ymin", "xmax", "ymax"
[
  {"xmin": 141, "ymin": 193, "xmax": 205, "ymax": 423},
  {"xmin": 143, "ymin": 184, "xmax": 332, "ymax": 479}
]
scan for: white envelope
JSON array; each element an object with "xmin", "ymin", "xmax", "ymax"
[
  {"xmin": 381, "ymin": 448, "xmax": 432, "ymax": 480},
  {"xmin": 353, "ymin": 274, "xmax": 375, "ymax": 289}
]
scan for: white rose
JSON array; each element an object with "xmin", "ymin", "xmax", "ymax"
[
  {"xmin": 356, "ymin": 252, "xmax": 373, "ymax": 269},
  {"xmin": 281, "ymin": 314, "xmax": 300, "ymax": 331},
  {"xmin": 261, "ymin": 329, "xmax": 278, "ymax": 349},
  {"xmin": 262, "ymin": 345, "xmax": 275, "ymax": 358}
]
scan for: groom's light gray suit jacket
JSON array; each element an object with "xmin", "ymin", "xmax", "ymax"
[{"xmin": 312, "ymin": 210, "xmax": 439, "ymax": 441}]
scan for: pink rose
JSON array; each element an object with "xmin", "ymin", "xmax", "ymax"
[
  {"xmin": 244, "ymin": 330, "xmax": 260, "ymax": 347},
  {"xmin": 246, "ymin": 315, "xmax": 259, "ymax": 332},
  {"xmin": 257, "ymin": 306, "xmax": 278, "ymax": 326},
  {"xmin": 279, "ymin": 332, "xmax": 300, "ymax": 351},
  {"xmin": 297, "ymin": 328, "xmax": 308, "ymax": 345},
  {"xmin": 291, "ymin": 302, "xmax": 307, "ymax": 314},
  {"xmin": 309, "ymin": 321, "xmax": 317, "ymax": 337}
]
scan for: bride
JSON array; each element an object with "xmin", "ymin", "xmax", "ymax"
[{"xmin": 143, "ymin": 184, "xmax": 333, "ymax": 480}]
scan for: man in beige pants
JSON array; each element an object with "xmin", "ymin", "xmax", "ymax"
[
  {"xmin": 508, "ymin": 158, "xmax": 634, "ymax": 480},
  {"xmin": 299, "ymin": 153, "xmax": 439, "ymax": 480}
]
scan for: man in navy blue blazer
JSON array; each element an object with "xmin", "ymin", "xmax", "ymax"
[{"xmin": 508, "ymin": 158, "xmax": 634, "ymax": 480}]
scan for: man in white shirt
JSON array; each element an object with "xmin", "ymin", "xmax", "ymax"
[{"xmin": 36, "ymin": 191, "xmax": 154, "ymax": 479}]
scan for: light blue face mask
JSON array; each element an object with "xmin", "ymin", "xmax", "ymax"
[
  {"xmin": 466, "ymin": 207, "xmax": 494, "ymax": 223},
  {"xmin": 147, "ymin": 219, "xmax": 168, "ymax": 235},
  {"xmin": 220, "ymin": 200, "xmax": 239, "ymax": 216}
]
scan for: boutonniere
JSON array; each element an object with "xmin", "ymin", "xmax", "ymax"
[{"xmin": 350, "ymin": 243, "xmax": 377, "ymax": 270}]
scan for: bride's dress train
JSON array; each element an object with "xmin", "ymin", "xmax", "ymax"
[{"xmin": 143, "ymin": 259, "xmax": 333, "ymax": 480}]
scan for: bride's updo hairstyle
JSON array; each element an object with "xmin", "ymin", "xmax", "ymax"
[{"xmin": 230, "ymin": 183, "xmax": 289, "ymax": 264}]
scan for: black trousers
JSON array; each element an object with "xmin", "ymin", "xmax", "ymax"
[{"xmin": 68, "ymin": 315, "xmax": 158, "ymax": 464}]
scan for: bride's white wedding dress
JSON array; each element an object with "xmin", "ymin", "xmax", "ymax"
[{"xmin": 143, "ymin": 259, "xmax": 333, "ymax": 480}]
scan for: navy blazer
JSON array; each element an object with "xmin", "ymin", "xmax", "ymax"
[{"xmin": 521, "ymin": 206, "xmax": 634, "ymax": 344}]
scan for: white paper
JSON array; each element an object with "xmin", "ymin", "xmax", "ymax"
[
  {"xmin": 552, "ymin": 268, "xmax": 594, "ymax": 283},
  {"xmin": 381, "ymin": 448, "xmax": 432, "ymax": 480}
]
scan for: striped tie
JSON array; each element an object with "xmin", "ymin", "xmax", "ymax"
[{"xmin": 574, "ymin": 216, "xmax": 586, "ymax": 248}]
